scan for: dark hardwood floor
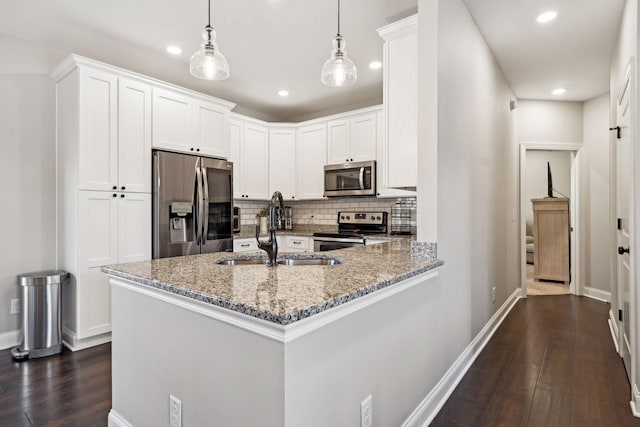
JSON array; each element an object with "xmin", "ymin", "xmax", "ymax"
[
  {"xmin": 432, "ymin": 295, "xmax": 640, "ymax": 427},
  {"xmin": 0, "ymin": 297, "xmax": 636, "ymax": 426},
  {"xmin": 0, "ymin": 343, "xmax": 111, "ymax": 426}
]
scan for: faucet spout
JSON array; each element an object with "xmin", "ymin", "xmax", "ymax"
[{"xmin": 256, "ymin": 191, "xmax": 285, "ymax": 266}]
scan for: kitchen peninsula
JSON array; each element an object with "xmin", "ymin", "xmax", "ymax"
[{"xmin": 103, "ymin": 239, "xmax": 442, "ymax": 426}]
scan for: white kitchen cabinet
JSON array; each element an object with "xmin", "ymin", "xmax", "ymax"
[
  {"xmin": 233, "ymin": 238, "xmax": 259, "ymax": 253},
  {"xmin": 284, "ymin": 236, "xmax": 311, "ymax": 252},
  {"xmin": 230, "ymin": 117, "xmax": 270, "ymax": 200},
  {"xmin": 152, "ymin": 87, "xmax": 231, "ymax": 158},
  {"xmin": 327, "ymin": 113, "xmax": 377, "ymax": 164},
  {"xmin": 375, "ymin": 111, "xmax": 416, "ymax": 197},
  {"xmin": 297, "ymin": 124, "xmax": 327, "ymax": 200},
  {"xmin": 52, "ymin": 56, "xmax": 155, "ymax": 349},
  {"xmin": 77, "ymin": 190, "xmax": 151, "ymax": 340},
  {"xmin": 378, "ymin": 15, "xmax": 418, "ymax": 188},
  {"xmin": 269, "ymin": 128, "xmax": 297, "ymax": 200}
]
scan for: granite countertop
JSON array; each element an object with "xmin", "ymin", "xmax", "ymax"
[{"xmin": 102, "ymin": 239, "xmax": 442, "ymax": 325}]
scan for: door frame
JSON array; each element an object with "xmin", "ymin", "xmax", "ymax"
[{"xmin": 519, "ymin": 142, "xmax": 582, "ymax": 297}]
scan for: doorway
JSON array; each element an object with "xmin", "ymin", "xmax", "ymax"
[{"xmin": 519, "ymin": 143, "xmax": 582, "ymax": 298}]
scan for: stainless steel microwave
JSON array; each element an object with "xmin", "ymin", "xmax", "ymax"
[{"xmin": 324, "ymin": 160, "xmax": 376, "ymax": 197}]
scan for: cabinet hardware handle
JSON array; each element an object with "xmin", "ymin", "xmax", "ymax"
[
  {"xmin": 121, "ymin": 186, "xmax": 125, "ymax": 190},
  {"xmin": 293, "ymin": 241, "xmax": 301, "ymax": 245},
  {"xmin": 196, "ymin": 148, "xmax": 200, "ymax": 152},
  {"xmin": 112, "ymin": 185, "xmax": 117, "ymax": 190},
  {"xmin": 120, "ymin": 194, "xmax": 125, "ymax": 198},
  {"xmin": 241, "ymin": 243, "xmax": 250, "ymax": 247},
  {"xmin": 618, "ymin": 246, "xmax": 630, "ymax": 255},
  {"xmin": 112, "ymin": 193, "xmax": 117, "ymax": 198},
  {"xmin": 190, "ymin": 147, "xmax": 194, "ymax": 151}
]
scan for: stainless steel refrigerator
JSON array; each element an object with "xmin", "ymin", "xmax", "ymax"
[{"xmin": 153, "ymin": 150, "xmax": 233, "ymax": 258}]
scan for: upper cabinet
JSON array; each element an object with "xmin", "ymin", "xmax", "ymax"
[
  {"xmin": 152, "ymin": 87, "xmax": 231, "ymax": 158},
  {"xmin": 297, "ymin": 124, "xmax": 327, "ymax": 200},
  {"xmin": 75, "ymin": 68, "xmax": 151, "ymax": 193},
  {"xmin": 378, "ymin": 15, "xmax": 418, "ymax": 188},
  {"xmin": 327, "ymin": 112, "xmax": 377, "ymax": 164},
  {"xmin": 269, "ymin": 128, "xmax": 297, "ymax": 200},
  {"xmin": 229, "ymin": 116, "xmax": 270, "ymax": 200},
  {"xmin": 375, "ymin": 111, "xmax": 416, "ymax": 197}
]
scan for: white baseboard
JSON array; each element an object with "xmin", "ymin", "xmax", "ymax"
[
  {"xmin": 402, "ymin": 288, "xmax": 522, "ymax": 427},
  {"xmin": 609, "ymin": 309, "xmax": 620, "ymax": 354},
  {"xmin": 630, "ymin": 384, "xmax": 640, "ymax": 418},
  {"xmin": 108, "ymin": 410, "xmax": 133, "ymax": 427},
  {"xmin": 584, "ymin": 286, "xmax": 611, "ymax": 302},
  {"xmin": 62, "ymin": 326, "xmax": 111, "ymax": 351},
  {"xmin": 0, "ymin": 329, "xmax": 20, "ymax": 350}
]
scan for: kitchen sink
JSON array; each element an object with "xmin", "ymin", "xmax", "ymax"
[
  {"xmin": 277, "ymin": 258, "xmax": 341, "ymax": 266},
  {"xmin": 216, "ymin": 256, "xmax": 341, "ymax": 266},
  {"xmin": 216, "ymin": 258, "xmax": 270, "ymax": 265}
]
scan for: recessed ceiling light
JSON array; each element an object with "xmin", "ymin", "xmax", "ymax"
[
  {"xmin": 537, "ymin": 11, "xmax": 557, "ymax": 23},
  {"xmin": 278, "ymin": 89, "xmax": 289, "ymax": 97},
  {"xmin": 166, "ymin": 45, "xmax": 182, "ymax": 55},
  {"xmin": 369, "ymin": 61, "xmax": 382, "ymax": 70},
  {"xmin": 551, "ymin": 87, "xmax": 566, "ymax": 95}
]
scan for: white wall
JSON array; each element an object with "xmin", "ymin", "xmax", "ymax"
[
  {"xmin": 582, "ymin": 94, "xmax": 611, "ymax": 292},
  {"xmin": 0, "ymin": 34, "xmax": 56, "ymax": 345},
  {"xmin": 517, "ymin": 100, "xmax": 584, "ymax": 143},
  {"xmin": 524, "ymin": 150, "xmax": 572, "ymax": 235}
]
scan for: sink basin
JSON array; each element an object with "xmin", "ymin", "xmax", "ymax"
[
  {"xmin": 277, "ymin": 258, "xmax": 341, "ymax": 266},
  {"xmin": 216, "ymin": 257, "xmax": 341, "ymax": 266},
  {"xmin": 216, "ymin": 258, "xmax": 269, "ymax": 265}
]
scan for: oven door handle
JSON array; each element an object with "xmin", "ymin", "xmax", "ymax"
[{"xmin": 359, "ymin": 167, "xmax": 365, "ymax": 190}]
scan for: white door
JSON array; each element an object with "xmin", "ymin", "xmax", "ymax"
[
  {"xmin": 269, "ymin": 129, "xmax": 297, "ymax": 200},
  {"xmin": 118, "ymin": 192, "xmax": 151, "ymax": 263},
  {"xmin": 152, "ymin": 88, "xmax": 193, "ymax": 153},
  {"xmin": 327, "ymin": 119, "xmax": 350, "ymax": 164},
  {"xmin": 118, "ymin": 78, "xmax": 151, "ymax": 193},
  {"xmin": 297, "ymin": 124, "xmax": 327, "ymax": 200},
  {"xmin": 195, "ymin": 100, "xmax": 229, "ymax": 158},
  {"xmin": 616, "ymin": 64, "xmax": 633, "ymax": 379},
  {"xmin": 350, "ymin": 113, "xmax": 377, "ymax": 162},
  {"xmin": 242, "ymin": 123, "xmax": 269, "ymax": 199},
  {"xmin": 229, "ymin": 119, "xmax": 244, "ymax": 199}
]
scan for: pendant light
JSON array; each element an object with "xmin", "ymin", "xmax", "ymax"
[
  {"xmin": 189, "ymin": 0, "xmax": 229, "ymax": 80},
  {"xmin": 321, "ymin": 0, "xmax": 357, "ymax": 87}
]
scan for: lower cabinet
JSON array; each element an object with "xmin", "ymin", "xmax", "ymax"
[
  {"xmin": 63, "ymin": 190, "xmax": 151, "ymax": 347},
  {"xmin": 284, "ymin": 236, "xmax": 311, "ymax": 252},
  {"xmin": 234, "ymin": 236, "xmax": 310, "ymax": 253}
]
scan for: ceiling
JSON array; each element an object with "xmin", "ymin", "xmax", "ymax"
[{"xmin": 0, "ymin": 0, "xmax": 625, "ymax": 121}]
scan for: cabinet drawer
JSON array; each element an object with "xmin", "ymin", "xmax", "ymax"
[
  {"xmin": 234, "ymin": 239, "xmax": 259, "ymax": 253},
  {"xmin": 286, "ymin": 237, "xmax": 310, "ymax": 252}
]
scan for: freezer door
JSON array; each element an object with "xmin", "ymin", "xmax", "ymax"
[
  {"xmin": 152, "ymin": 150, "xmax": 201, "ymax": 258},
  {"xmin": 200, "ymin": 157, "xmax": 233, "ymax": 253}
]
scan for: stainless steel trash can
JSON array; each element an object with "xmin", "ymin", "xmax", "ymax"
[{"xmin": 11, "ymin": 270, "xmax": 69, "ymax": 360}]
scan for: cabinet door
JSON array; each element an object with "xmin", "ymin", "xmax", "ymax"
[
  {"xmin": 195, "ymin": 100, "xmax": 230, "ymax": 158},
  {"xmin": 242, "ymin": 123, "xmax": 270, "ymax": 199},
  {"xmin": 118, "ymin": 192, "xmax": 151, "ymax": 263},
  {"xmin": 79, "ymin": 191, "xmax": 119, "ymax": 269},
  {"xmin": 327, "ymin": 119, "xmax": 350, "ymax": 164},
  {"xmin": 297, "ymin": 124, "xmax": 327, "ymax": 200},
  {"xmin": 269, "ymin": 129, "xmax": 296, "ymax": 200},
  {"xmin": 286, "ymin": 236, "xmax": 310, "ymax": 252},
  {"xmin": 79, "ymin": 68, "xmax": 118, "ymax": 191},
  {"xmin": 77, "ymin": 267, "xmax": 111, "ymax": 339},
  {"xmin": 233, "ymin": 238, "xmax": 259, "ymax": 252},
  {"xmin": 152, "ymin": 87, "xmax": 193, "ymax": 153},
  {"xmin": 350, "ymin": 113, "xmax": 377, "ymax": 162},
  {"xmin": 383, "ymin": 20, "xmax": 418, "ymax": 188},
  {"xmin": 118, "ymin": 78, "xmax": 151, "ymax": 193},
  {"xmin": 229, "ymin": 119, "xmax": 244, "ymax": 199},
  {"xmin": 375, "ymin": 111, "xmax": 416, "ymax": 197}
]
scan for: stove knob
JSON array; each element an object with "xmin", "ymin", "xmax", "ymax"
[
  {"xmin": 341, "ymin": 216, "xmax": 345, "ymax": 220},
  {"xmin": 371, "ymin": 216, "xmax": 375, "ymax": 220},
  {"xmin": 377, "ymin": 216, "xmax": 381, "ymax": 220},
  {"xmin": 346, "ymin": 216, "xmax": 351, "ymax": 220}
]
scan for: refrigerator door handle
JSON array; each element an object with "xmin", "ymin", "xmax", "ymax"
[
  {"xmin": 194, "ymin": 158, "xmax": 203, "ymax": 245},
  {"xmin": 201, "ymin": 164, "xmax": 209, "ymax": 243}
]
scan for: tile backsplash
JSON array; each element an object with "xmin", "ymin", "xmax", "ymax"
[{"xmin": 235, "ymin": 197, "xmax": 416, "ymax": 228}]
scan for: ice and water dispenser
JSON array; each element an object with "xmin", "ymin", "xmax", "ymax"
[{"xmin": 169, "ymin": 202, "xmax": 193, "ymax": 243}]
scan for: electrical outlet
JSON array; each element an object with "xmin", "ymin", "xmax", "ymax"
[
  {"xmin": 361, "ymin": 394, "xmax": 373, "ymax": 427},
  {"xmin": 492, "ymin": 286, "xmax": 496, "ymax": 303},
  {"xmin": 10, "ymin": 299, "xmax": 20, "ymax": 314},
  {"xmin": 169, "ymin": 394, "xmax": 182, "ymax": 427}
]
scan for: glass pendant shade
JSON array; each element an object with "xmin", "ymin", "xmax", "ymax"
[
  {"xmin": 321, "ymin": 35, "xmax": 357, "ymax": 87},
  {"xmin": 189, "ymin": 2, "xmax": 229, "ymax": 80}
]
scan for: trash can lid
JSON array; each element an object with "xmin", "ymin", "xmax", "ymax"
[{"xmin": 18, "ymin": 270, "xmax": 70, "ymax": 286}]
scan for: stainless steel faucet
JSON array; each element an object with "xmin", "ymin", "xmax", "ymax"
[{"xmin": 255, "ymin": 191, "xmax": 285, "ymax": 266}]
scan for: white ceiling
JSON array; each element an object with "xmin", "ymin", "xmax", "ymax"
[
  {"xmin": 462, "ymin": 0, "xmax": 625, "ymax": 102},
  {"xmin": 0, "ymin": 0, "xmax": 625, "ymax": 121}
]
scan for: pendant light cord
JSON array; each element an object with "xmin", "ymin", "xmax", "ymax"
[
  {"xmin": 208, "ymin": 0, "xmax": 211, "ymax": 27},
  {"xmin": 337, "ymin": 0, "xmax": 341, "ymax": 36}
]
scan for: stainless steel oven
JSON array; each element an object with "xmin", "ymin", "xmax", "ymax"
[
  {"xmin": 232, "ymin": 207, "xmax": 241, "ymax": 233},
  {"xmin": 324, "ymin": 160, "xmax": 376, "ymax": 197},
  {"xmin": 313, "ymin": 211, "xmax": 388, "ymax": 252}
]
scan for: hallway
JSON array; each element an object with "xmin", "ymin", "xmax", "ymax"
[{"xmin": 432, "ymin": 295, "xmax": 638, "ymax": 426}]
